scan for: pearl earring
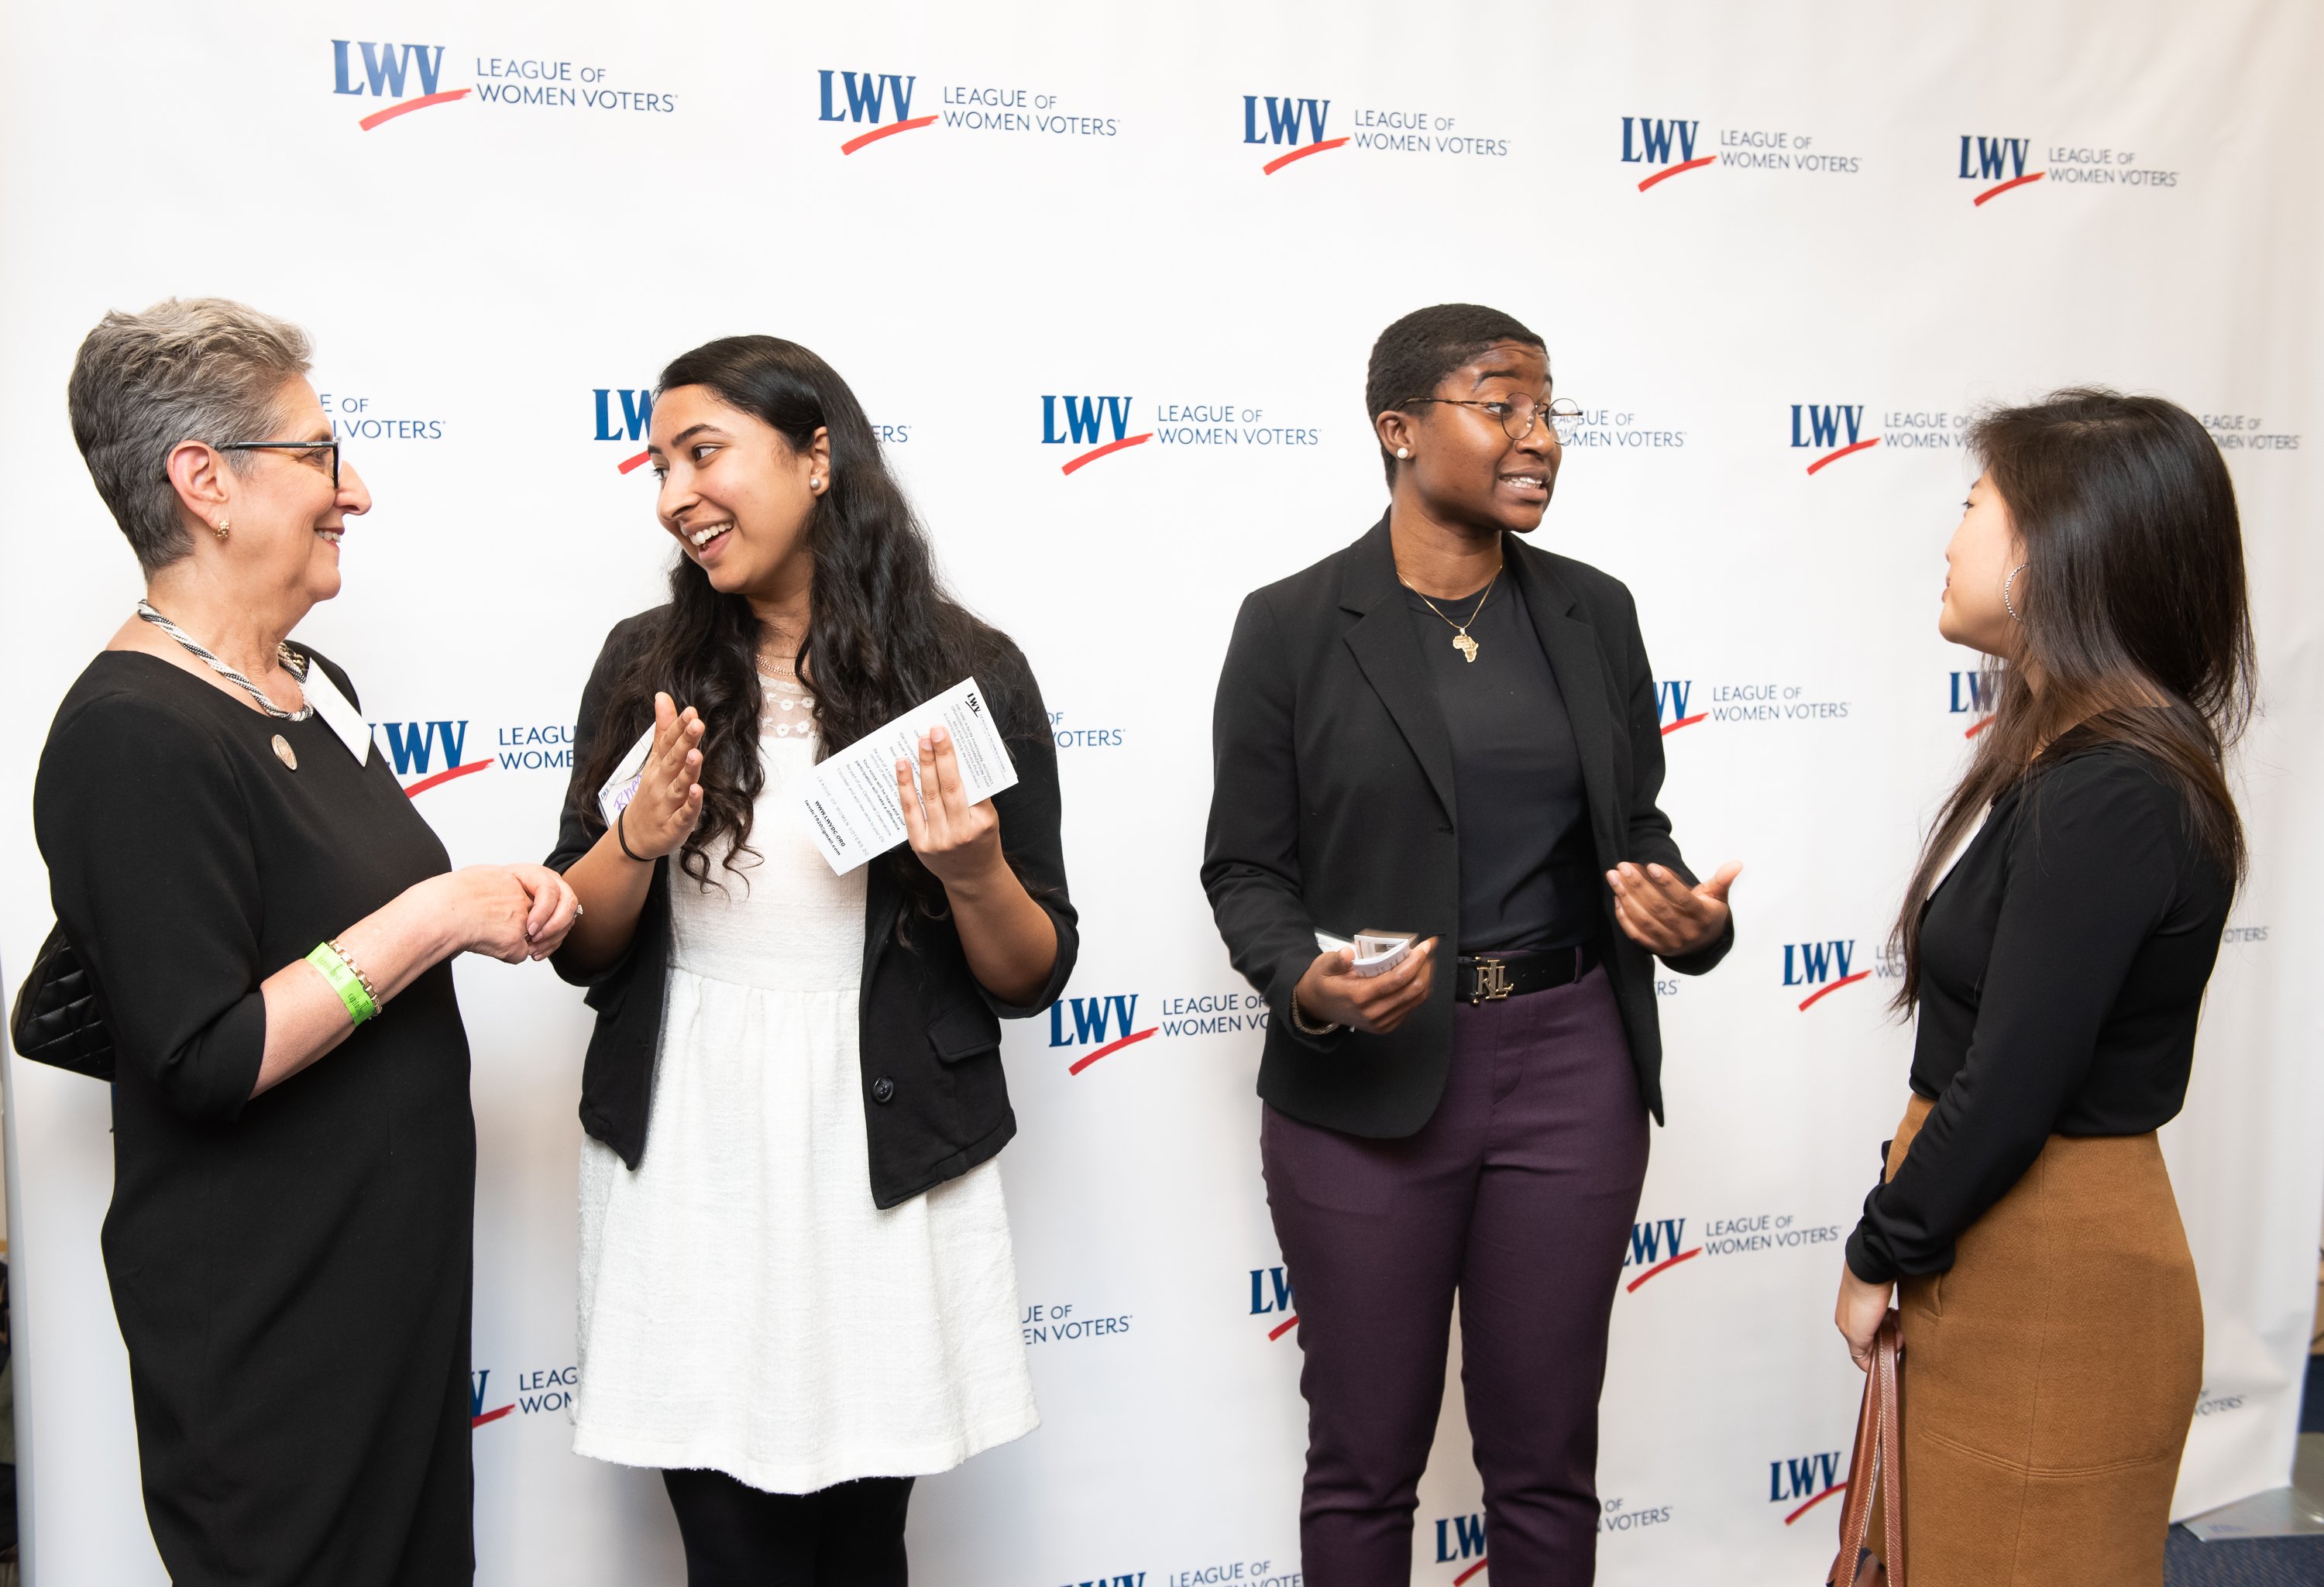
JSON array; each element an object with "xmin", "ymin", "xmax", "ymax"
[
  {"xmin": 211, "ymin": 517, "xmax": 230, "ymax": 541},
  {"xmin": 810, "ymin": 477, "xmax": 823, "ymax": 491},
  {"xmin": 1396, "ymin": 447, "xmax": 1411, "ymax": 459}
]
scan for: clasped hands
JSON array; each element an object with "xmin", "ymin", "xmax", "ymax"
[{"xmin": 1292, "ymin": 859, "xmax": 1743, "ymax": 1036}]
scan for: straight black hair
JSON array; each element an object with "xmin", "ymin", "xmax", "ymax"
[{"xmin": 1890, "ymin": 388, "xmax": 2255, "ymax": 1008}]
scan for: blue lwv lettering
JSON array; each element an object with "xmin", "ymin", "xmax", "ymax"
[{"xmin": 332, "ymin": 41, "xmax": 444, "ymax": 98}]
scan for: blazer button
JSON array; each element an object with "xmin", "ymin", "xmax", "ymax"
[{"xmin": 871, "ymin": 1077, "xmax": 896, "ymax": 1104}]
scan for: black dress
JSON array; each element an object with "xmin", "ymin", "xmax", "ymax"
[{"xmin": 33, "ymin": 651, "xmax": 475, "ymax": 1586}]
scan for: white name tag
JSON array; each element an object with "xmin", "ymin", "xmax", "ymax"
[
  {"xmin": 303, "ymin": 664, "xmax": 374, "ymax": 766},
  {"xmin": 596, "ymin": 727, "xmax": 655, "ymax": 827}
]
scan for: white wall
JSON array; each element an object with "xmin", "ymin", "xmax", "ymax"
[{"xmin": 2, "ymin": 2, "xmax": 2319, "ymax": 1582}]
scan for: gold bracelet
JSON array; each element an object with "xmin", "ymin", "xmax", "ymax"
[
  {"xmin": 1288, "ymin": 989, "xmax": 1342, "ymax": 1036},
  {"xmin": 329, "ymin": 937, "xmax": 380, "ymax": 1011}
]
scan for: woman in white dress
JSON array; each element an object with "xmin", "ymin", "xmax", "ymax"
[{"xmin": 547, "ymin": 335, "xmax": 1076, "ymax": 1584}]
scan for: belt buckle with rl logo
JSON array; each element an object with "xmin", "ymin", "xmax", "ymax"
[{"xmin": 1470, "ymin": 958, "xmax": 1513, "ymax": 1003}]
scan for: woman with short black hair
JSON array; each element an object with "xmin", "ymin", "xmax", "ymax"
[
  {"xmin": 1202, "ymin": 303, "xmax": 1738, "ymax": 1582},
  {"xmin": 1836, "ymin": 390, "xmax": 2254, "ymax": 1587},
  {"xmin": 550, "ymin": 335, "xmax": 1074, "ymax": 1585}
]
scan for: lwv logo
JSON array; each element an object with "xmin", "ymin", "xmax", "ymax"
[
  {"xmin": 1048, "ymin": 993, "xmax": 1157, "ymax": 1073},
  {"xmin": 1433, "ymin": 1511, "xmax": 1489, "ymax": 1582},
  {"xmin": 1655, "ymin": 679, "xmax": 1704, "ymax": 735},
  {"xmin": 819, "ymin": 70, "xmax": 933, "ymax": 153},
  {"xmin": 594, "ymin": 388, "xmax": 655, "ymax": 473},
  {"xmin": 1960, "ymin": 135, "xmax": 2044, "ymax": 204},
  {"xmin": 1949, "ymin": 670, "xmax": 1996, "ymax": 737},
  {"xmin": 1248, "ymin": 1265, "xmax": 1298, "ymax": 1340},
  {"xmin": 1040, "ymin": 394, "xmax": 1153, "ymax": 476},
  {"xmin": 1243, "ymin": 94, "xmax": 1344, "ymax": 173},
  {"xmin": 332, "ymin": 40, "xmax": 467, "ymax": 130},
  {"xmin": 1784, "ymin": 939, "xmax": 1868, "ymax": 1010},
  {"xmin": 1622, "ymin": 116, "xmax": 1710, "ymax": 191},
  {"xmin": 371, "ymin": 720, "xmax": 490, "ymax": 797},
  {"xmin": 1791, "ymin": 404, "xmax": 1879, "ymax": 475},
  {"xmin": 1623, "ymin": 1216, "xmax": 1700, "ymax": 1290},
  {"xmin": 1772, "ymin": 1450, "xmax": 1847, "ymax": 1523}
]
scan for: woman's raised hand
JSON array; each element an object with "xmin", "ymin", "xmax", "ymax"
[
  {"xmin": 621, "ymin": 691, "xmax": 706, "ymax": 860},
  {"xmin": 1607, "ymin": 860, "xmax": 1742, "ymax": 957},
  {"xmin": 896, "ymin": 725, "xmax": 1004, "ymax": 889}
]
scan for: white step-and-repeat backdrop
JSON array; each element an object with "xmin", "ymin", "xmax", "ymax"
[{"xmin": 3, "ymin": 2, "xmax": 2319, "ymax": 1582}]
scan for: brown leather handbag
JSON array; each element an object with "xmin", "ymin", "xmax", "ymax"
[{"xmin": 1827, "ymin": 1310, "xmax": 1904, "ymax": 1586}]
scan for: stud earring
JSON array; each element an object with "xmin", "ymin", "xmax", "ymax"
[
  {"xmin": 810, "ymin": 477, "xmax": 823, "ymax": 491},
  {"xmin": 1396, "ymin": 447, "xmax": 1411, "ymax": 459},
  {"xmin": 211, "ymin": 517, "xmax": 230, "ymax": 541}
]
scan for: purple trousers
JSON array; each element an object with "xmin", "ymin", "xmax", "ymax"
[{"xmin": 1261, "ymin": 967, "xmax": 1648, "ymax": 1587}]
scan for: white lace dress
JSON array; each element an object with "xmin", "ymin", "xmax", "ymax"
[{"xmin": 572, "ymin": 674, "xmax": 1038, "ymax": 1493}]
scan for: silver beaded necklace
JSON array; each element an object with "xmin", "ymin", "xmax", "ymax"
[{"xmin": 136, "ymin": 599, "xmax": 311, "ymax": 720}]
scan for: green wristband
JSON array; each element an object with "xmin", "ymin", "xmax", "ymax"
[{"xmin": 306, "ymin": 942, "xmax": 378, "ymax": 1025}]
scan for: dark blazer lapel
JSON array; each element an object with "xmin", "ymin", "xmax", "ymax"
[
  {"xmin": 1339, "ymin": 517, "xmax": 1458, "ymax": 823},
  {"xmin": 1511, "ymin": 543, "xmax": 1621, "ymax": 863}
]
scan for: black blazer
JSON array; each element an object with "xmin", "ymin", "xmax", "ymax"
[
  {"xmin": 1202, "ymin": 515, "xmax": 1731, "ymax": 1137},
  {"xmin": 547, "ymin": 611, "xmax": 1078, "ymax": 1208}
]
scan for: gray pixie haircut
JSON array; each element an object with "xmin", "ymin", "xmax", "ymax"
[{"xmin": 67, "ymin": 297, "xmax": 314, "ymax": 572}]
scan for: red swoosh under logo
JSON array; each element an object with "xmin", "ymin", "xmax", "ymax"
[
  {"xmin": 1638, "ymin": 155, "xmax": 1715, "ymax": 192},
  {"xmin": 1784, "ymin": 1482, "xmax": 1846, "ymax": 1525},
  {"xmin": 618, "ymin": 449, "xmax": 651, "ymax": 474},
  {"xmin": 1067, "ymin": 1026, "xmax": 1159, "ymax": 1076},
  {"xmin": 842, "ymin": 115, "xmax": 937, "ymax": 155},
  {"xmin": 359, "ymin": 89, "xmax": 472, "ymax": 132},
  {"xmin": 1061, "ymin": 433, "xmax": 1154, "ymax": 476},
  {"xmin": 1624, "ymin": 1248, "xmax": 1703, "ymax": 1292},
  {"xmin": 1454, "ymin": 1560, "xmax": 1490, "ymax": 1585},
  {"xmin": 1974, "ymin": 171, "xmax": 2045, "ymax": 206},
  {"xmin": 472, "ymin": 1403, "xmax": 514, "ymax": 1428},
  {"xmin": 403, "ymin": 759, "xmax": 493, "ymax": 798},
  {"xmin": 1806, "ymin": 437, "xmax": 1880, "ymax": 475},
  {"xmin": 1263, "ymin": 137, "xmax": 1350, "ymax": 175},
  {"xmin": 1660, "ymin": 713, "xmax": 1707, "ymax": 736},
  {"xmin": 1267, "ymin": 1314, "xmax": 1300, "ymax": 1341},
  {"xmin": 1797, "ymin": 970, "xmax": 1871, "ymax": 1011},
  {"xmin": 1965, "ymin": 714, "xmax": 1995, "ymax": 738}
]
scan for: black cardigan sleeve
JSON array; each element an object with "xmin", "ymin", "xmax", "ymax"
[
  {"xmin": 545, "ymin": 614, "xmax": 657, "ymax": 991},
  {"xmin": 970, "ymin": 636, "xmax": 1079, "ymax": 1018},
  {"xmin": 36, "ymin": 694, "xmax": 267, "ymax": 1122},
  {"xmin": 1201, "ymin": 589, "xmax": 1345, "ymax": 1053},
  {"xmin": 1845, "ymin": 758, "xmax": 2186, "ymax": 1282}
]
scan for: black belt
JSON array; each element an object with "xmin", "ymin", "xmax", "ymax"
[{"xmin": 1456, "ymin": 943, "xmax": 1601, "ymax": 1004}]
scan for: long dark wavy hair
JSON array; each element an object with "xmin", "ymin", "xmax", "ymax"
[
  {"xmin": 578, "ymin": 335, "xmax": 1007, "ymax": 914},
  {"xmin": 1889, "ymin": 387, "xmax": 2255, "ymax": 1009}
]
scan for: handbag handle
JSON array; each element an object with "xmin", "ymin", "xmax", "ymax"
[{"xmin": 1826, "ymin": 1310, "xmax": 1904, "ymax": 1587}]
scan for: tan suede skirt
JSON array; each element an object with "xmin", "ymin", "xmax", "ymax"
[{"xmin": 1877, "ymin": 1094, "xmax": 2202, "ymax": 1587}]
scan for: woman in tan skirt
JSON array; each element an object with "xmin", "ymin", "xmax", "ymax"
[{"xmin": 1835, "ymin": 389, "xmax": 2254, "ymax": 1587}]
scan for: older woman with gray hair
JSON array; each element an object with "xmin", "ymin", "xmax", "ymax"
[{"xmin": 30, "ymin": 298, "xmax": 578, "ymax": 1585}]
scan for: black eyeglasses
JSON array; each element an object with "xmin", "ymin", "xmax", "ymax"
[
  {"xmin": 214, "ymin": 439, "xmax": 341, "ymax": 489},
  {"xmin": 1401, "ymin": 397, "xmax": 1582, "ymax": 442}
]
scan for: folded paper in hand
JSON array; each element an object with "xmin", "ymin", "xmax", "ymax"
[
  {"xmin": 792, "ymin": 677, "xmax": 1018, "ymax": 874},
  {"xmin": 1314, "ymin": 929, "xmax": 1417, "ymax": 978}
]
